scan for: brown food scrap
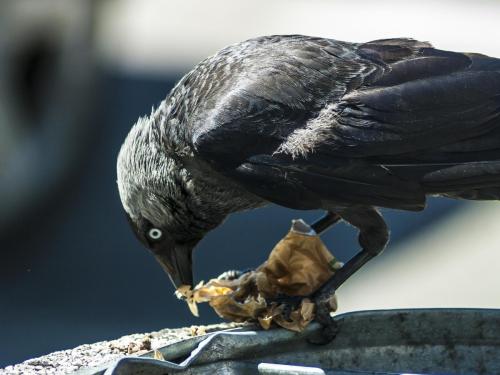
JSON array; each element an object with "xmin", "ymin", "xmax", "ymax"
[
  {"xmin": 126, "ymin": 338, "xmax": 151, "ymax": 355},
  {"xmin": 176, "ymin": 281, "xmax": 235, "ymax": 317},
  {"xmin": 175, "ymin": 219, "xmax": 341, "ymax": 332},
  {"xmin": 175, "ymin": 284, "xmax": 198, "ymax": 316},
  {"xmin": 257, "ymin": 224, "xmax": 340, "ymax": 298},
  {"xmin": 190, "ymin": 325, "xmax": 207, "ymax": 336},
  {"xmin": 141, "ymin": 338, "xmax": 152, "ymax": 351},
  {"xmin": 209, "ymin": 294, "xmax": 267, "ymax": 322},
  {"xmin": 126, "ymin": 342, "xmax": 136, "ymax": 355},
  {"xmin": 258, "ymin": 304, "xmax": 284, "ymax": 330},
  {"xmin": 153, "ymin": 350, "xmax": 165, "ymax": 361},
  {"xmin": 273, "ymin": 299, "xmax": 316, "ymax": 332}
]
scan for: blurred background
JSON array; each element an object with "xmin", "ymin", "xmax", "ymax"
[{"xmin": 1, "ymin": 0, "xmax": 500, "ymax": 367}]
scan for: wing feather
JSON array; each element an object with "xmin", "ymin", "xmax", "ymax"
[{"xmin": 192, "ymin": 36, "xmax": 500, "ymax": 210}]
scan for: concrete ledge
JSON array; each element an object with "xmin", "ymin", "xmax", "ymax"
[{"xmin": 0, "ymin": 323, "xmax": 241, "ymax": 375}]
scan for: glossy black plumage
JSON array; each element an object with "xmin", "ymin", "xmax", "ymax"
[
  {"xmin": 117, "ymin": 35, "xmax": 500, "ymax": 300},
  {"xmin": 192, "ymin": 36, "xmax": 500, "ymax": 211}
]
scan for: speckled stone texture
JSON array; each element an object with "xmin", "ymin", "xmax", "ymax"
[{"xmin": 0, "ymin": 323, "xmax": 240, "ymax": 375}]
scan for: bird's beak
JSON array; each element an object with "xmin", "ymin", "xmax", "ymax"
[{"xmin": 154, "ymin": 244, "xmax": 194, "ymax": 289}]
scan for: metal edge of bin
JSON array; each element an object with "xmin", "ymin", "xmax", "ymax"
[{"xmin": 75, "ymin": 308, "xmax": 500, "ymax": 375}]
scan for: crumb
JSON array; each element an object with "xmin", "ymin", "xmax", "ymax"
[{"xmin": 190, "ymin": 325, "xmax": 207, "ymax": 336}]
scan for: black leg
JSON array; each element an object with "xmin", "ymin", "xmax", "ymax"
[
  {"xmin": 311, "ymin": 211, "xmax": 341, "ymax": 234},
  {"xmin": 311, "ymin": 206, "xmax": 389, "ymax": 343},
  {"xmin": 322, "ymin": 206, "xmax": 388, "ymax": 291}
]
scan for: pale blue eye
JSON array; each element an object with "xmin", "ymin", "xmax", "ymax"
[{"xmin": 148, "ymin": 228, "xmax": 162, "ymax": 240}]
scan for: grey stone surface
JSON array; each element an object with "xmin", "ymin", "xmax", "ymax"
[
  {"xmin": 83, "ymin": 309, "xmax": 500, "ymax": 375},
  {"xmin": 0, "ymin": 323, "xmax": 241, "ymax": 375}
]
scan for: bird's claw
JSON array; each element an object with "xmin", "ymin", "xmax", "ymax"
[
  {"xmin": 216, "ymin": 268, "xmax": 252, "ymax": 281},
  {"xmin": 308, "ymin": 289, "xmax": 339, "ymax": 345},
  {"xmin": 267, "ymin": 295, "xmax": 304, "ymax": 319},
  {"xmin": 216, "ymin": 268, "xmax": 339, "ymax": 342}
]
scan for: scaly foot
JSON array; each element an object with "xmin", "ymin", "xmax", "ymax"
[
  {"xmin": 216, "ymin": 268, "xmax": 252, "ymax": 281},
  {"xmin": 309, "ymin": 290, "xmax": 339, "ymax": 344}
]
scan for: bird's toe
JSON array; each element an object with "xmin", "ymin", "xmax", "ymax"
[
  {"xmin": 216, "ymin": 268, "xmax": 252, "ymax": 281},
  {"xmin": 308, "ymin": 292, "xmax": 339, "ymax": 345}
]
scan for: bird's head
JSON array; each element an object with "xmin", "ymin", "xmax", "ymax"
[
  {"xmin": 122, "ymin": 211, "xmax": 201, "ymax": 289},
  {"xmin": 116, "ymin": 111, "xmax": 223, "ymax": 289}
]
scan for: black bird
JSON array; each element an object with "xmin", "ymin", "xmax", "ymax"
[{"xmin": 117, "ymin": 35, "xmax": 500, "ymax": 325}]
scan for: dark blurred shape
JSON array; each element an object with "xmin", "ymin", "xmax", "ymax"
[
  {"xmin": 10, "ymin": 35, "xmax": 59, "ymax": 125},
  {"xmin": 0, "ymin": 0, "xmax": 97, "ymax": 241}
]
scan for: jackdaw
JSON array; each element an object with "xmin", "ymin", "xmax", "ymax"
[{"xmin": 117, "ymin": 35, "xmax": 500, "ymax": 323}]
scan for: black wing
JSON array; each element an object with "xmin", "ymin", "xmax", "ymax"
[{"xmin": 192, "ymin": 36, "xmax": 500, "ymax": 211}]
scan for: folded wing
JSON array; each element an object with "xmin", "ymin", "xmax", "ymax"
[{"xmin": 192, "ymin": 37, "xmax": 500, "ymax": 211}]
